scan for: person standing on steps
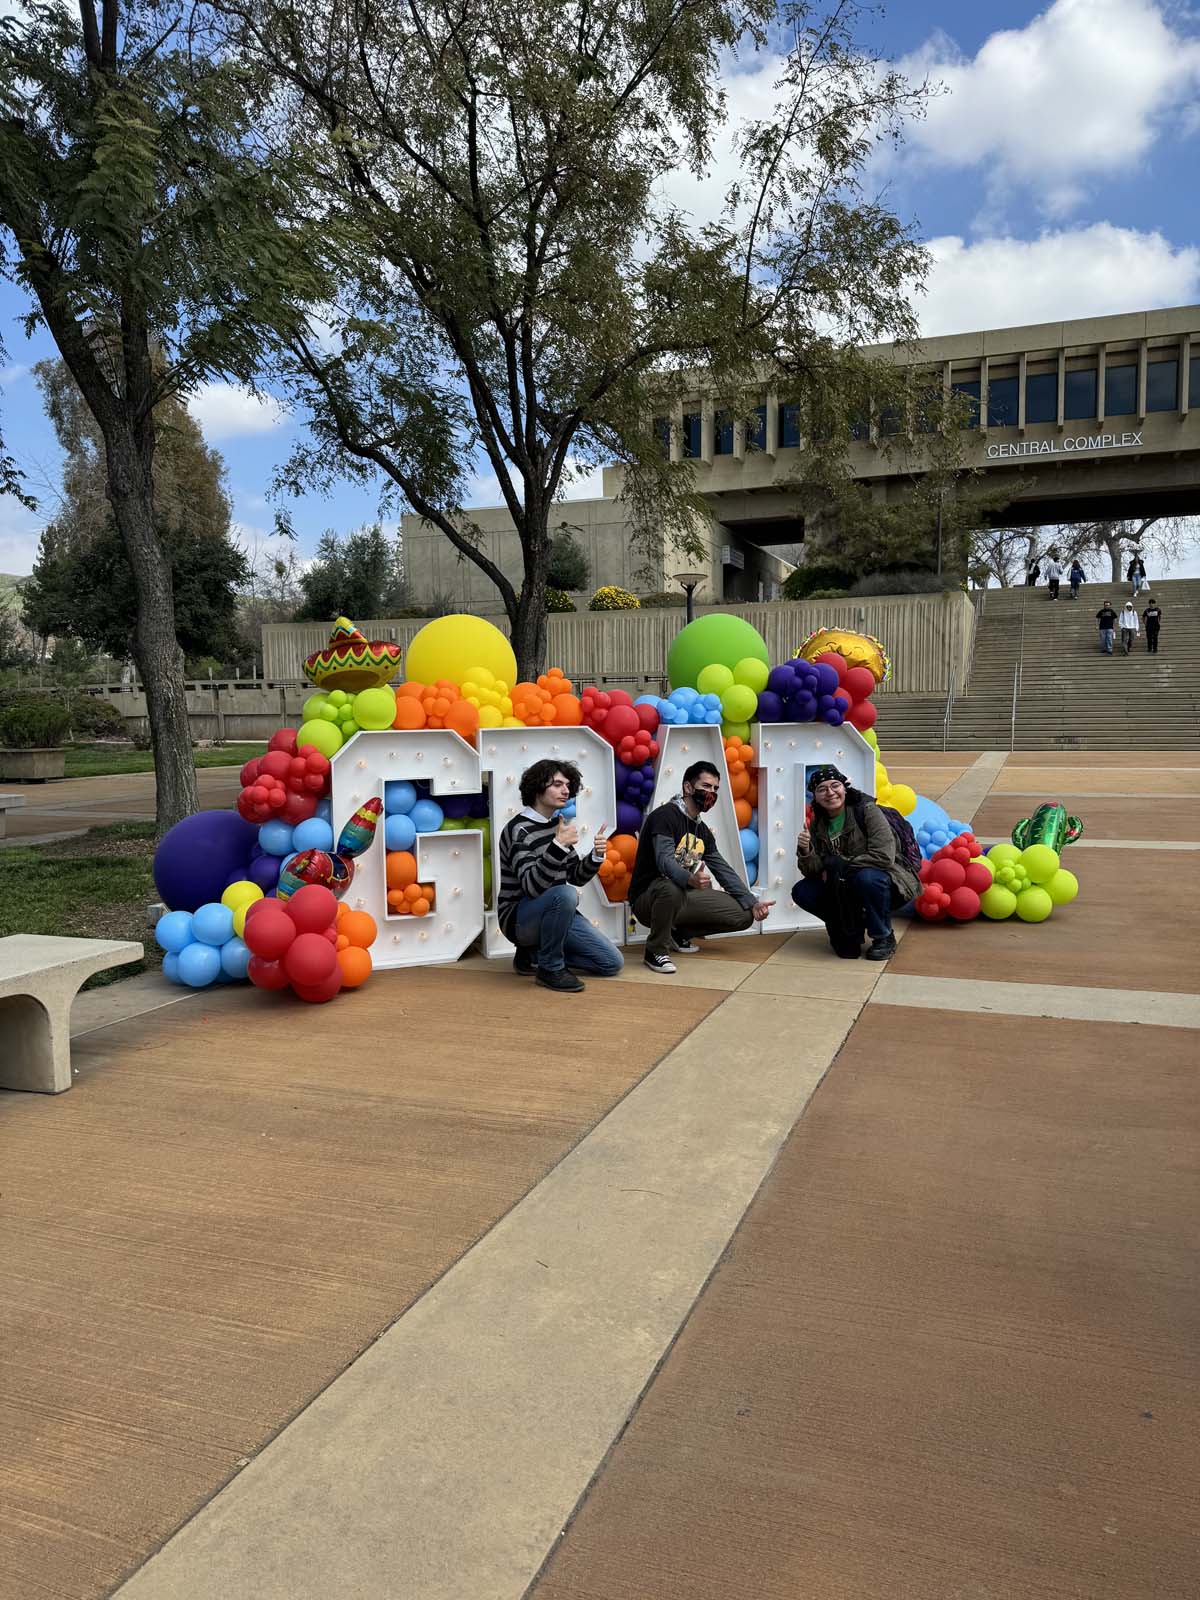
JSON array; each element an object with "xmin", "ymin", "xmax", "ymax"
[
  {"xmin": 1026, "ymin": 556, "xmax": 1041, "ymax": 588},
  {"xmin": 1043, "ymin": 552, "xmax": 1063, "ymax": 601},
  {"xmin": 630, "ymin": 760, "xmax": 774, "ymax": 974},
  {"xmin": 1095, "ymin": 600, "xmax": 1118, "ymax": 655},
  {"xmin": 1142, "ymin": 596, "xmax": 1162, "ymax": 653},
  {"xmin": 1127, "ymin": 553, "xmax": 1147, "ymax": 596},
  {"xmin": 1118, "ymin": 600, "xmax": 1140, "ymax": 655},
  {"xmin": 1068, "ymin": 559, "xmax": 1086, "ymax": 600}
]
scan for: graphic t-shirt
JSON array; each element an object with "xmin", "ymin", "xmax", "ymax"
[
  {"xmin": 1144, "ymin": 607, "xmax": 1162, "ymax": 627},
  {"xmin": 1096, "ymin": 607, "xmax": 1117, "ymax": 629}
]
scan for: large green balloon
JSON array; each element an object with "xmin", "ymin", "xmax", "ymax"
[
  {"xmin": 986, "ymin": 842, "xmax": 1022, "ymax": 868},
  {"xmin": 979, "ymin": 883, "xmax": 1017, "ymax": 920},
  {"xmin": 1015, "ymin": 885, "xmax": 1053, "ymax": 923},
  {"xmin": 733, "ymin": 656, "xmax": 770, "ymax": 693},
  {"xmin": 667, "ymin": 614, "xmax": 769, "ymax": 691},
  {"xmin": 1020, "ymin": 843, "xmax": 1059, "ymax": 885},
  {"xmin": 696, "ymin": 663, "xmax": 735, "ymax": 696},
  {"xmin": 1046, "ymin": 868, "xmax": 1079, "ymax": 905},
  {"xmin": 720, "ymin": 683, "xmax": 759, "ymax": 723},
  {"xmin": 353, "ymin": 686, "xmax": 397, "ymax": 730},
  {"xmin": 295, "ymin": 718, "xmax": 343, "ymax": 758}
]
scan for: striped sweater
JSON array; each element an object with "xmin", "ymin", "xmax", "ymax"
[{"xmin": 497, "ymin": 808, "xmax": 603, "ymax": 938}]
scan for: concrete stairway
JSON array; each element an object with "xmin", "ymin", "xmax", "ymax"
[{"xmin": 880, "ymin": 577, "xmax": 1200, "ymax": 751}]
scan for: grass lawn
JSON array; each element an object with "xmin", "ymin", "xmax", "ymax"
[
  {"xmin": 64, "ymin": 742, "xmax": 265, "ymax": 778},
  {"xmin": 0, "ymin": 821, "xmax": 161, "ymax": 987}
]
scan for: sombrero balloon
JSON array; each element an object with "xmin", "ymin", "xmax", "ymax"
[
  {"xmin": 303, "ymin": 617, "xmax": 402, "ymax": 692},
  {"xmin": 796, "ymin": 627, "xmax": 891, "ymax": 684}
]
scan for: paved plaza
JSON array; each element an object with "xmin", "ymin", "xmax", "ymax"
[{"xmin": 2, "ymin": 752, "xmax": 1198, "ymax": 1599}]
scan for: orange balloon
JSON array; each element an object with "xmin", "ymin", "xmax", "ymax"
[
  {"xmin": 386, "ymin": 850, "xmax": 418, "ymax": 891},
  {"xmin": 340, "ymin": 909, "xmax": 377, "ymax": 949},
  {"xmin": 730, "ymin": 770, "xmax": 750, "ymax": 799},
  {"xmin": 337, "ymin": 946, "xmax": 372, "ymax": 988},
  {"xmin": 444, "ymin": 699, "xmax": 481, "ymax": 740},
  {"xmin": 553, "ymin": 693, "xmax": 583, "ymax": 725},
  {"xmin": 392, "ymin": 696, "xmax": 426, "ymax": 730},
  {"xmin": 402, "ymin": 882, "xmax": 423, "ymax": 903},
  {"xmin": 611, "ymin": 832, "xmax": 639, "ymax": 869},
  {"xmin": 411, "ymin": 896, "xmax": 430, "ymax": 917},
  {"xmin": 734, "ymin": 798, "xmax": 752, "ymax": 828},
  {"xmin": 747, "ymin": 781, "xmax": 758, "ymax": 807},
  {"xmin": 335, "ymin": 933, "xmax": 350, "ymax": 951},
  {"xmin": 396, "ymin": 680, "xmax": 425, "ymax": 699}
]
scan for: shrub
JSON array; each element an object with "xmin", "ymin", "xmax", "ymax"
[
  {"xmin": 805, "ymin": 587, "xmax": 849, "ymax": 600},
  {"xmin": 545, "ymin": 587, "xmax": 576, "ymax": 613},
  {"xmin": 70, "ymin": 696, "xmax": 126, "ymax": 739},
  {"xmin": 589, "ymin": 585, "xmax": 640, "ymax": 611},
  {"xmin": 0, "ymin": 699, "xmax": 71, "ymax": 748},
  {"xmin": 546, "ymin": 530, "xmax": 590, "ymax": 592},
  {"xmin": 637, "ymin": 590, "xmax": 686, "ymax": 608},
  {"xmin": 848, "ymin": 569, "xmax": 947, "ymax": 597},
  {"xmin": 781, "ymin": 561, "xmax": 857, "ymax": 601}
]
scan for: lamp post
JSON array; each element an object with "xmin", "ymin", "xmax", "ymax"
[{"xmin": 673, "ymin": 570, "xmax": 707, "ymax": 624}]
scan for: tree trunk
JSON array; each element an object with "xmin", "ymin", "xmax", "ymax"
[
  {"xmin": 106, "ymin": 434, "xmax": 198, "ymax": 832},
  {"xmin": 1105, "ymin": 536, "xmax": 1123, "ymax": 583},
  {"xmin": 509, "ymin": 507, "xmax": 551, "ymax": 681}
]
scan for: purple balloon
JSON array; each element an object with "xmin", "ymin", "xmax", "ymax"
[
  {"xmin": 440, "ymin": 795, "xmax": 472, "ymax": 819},
  {"xmin": 755, "ymin": 690, "xmax": 784, "ymax": 721},
  {"xmin": 616, "ymin": 801, "xmax": 643, "ymax": 834},
  {"xmin": 812, "ymin": 662, "xmax": 840, "ymax": 696},
  {"xmin": 614, "ymin": 763, "xmax": 631, "ymax": 797},
  {"xmin": 788, "ymin": 693, "xmax": 818, "ymax": 721},
  {"xmin": 767, "ymin": 664, "xmax": 797, "ymax": 696},
  {"xmin": 821, "ymin": 706, "xmax": 845, "ymax": 726},
  {"xmin": 153, "ymin": 811, "xmax": 259, "ymax": 913},
  {"xmin": 247, "ymin": 852, "xmax": 282, "ymax": 892},
  {"xmin": 468, "ymin": 791, "xmax": 490, "ymax": 818}
]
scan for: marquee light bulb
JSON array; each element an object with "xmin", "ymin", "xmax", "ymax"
[
  {"xmin": 488, "ymin": 745, "xmax": 496, "ymax": 755},
  {"xmin": 419, "ymin": 931, "xmax": 428, "ymax": 941},
  {"xmin": 788, "ymin": 740, "xmax": 796, "ymax": 749},
  {"xmin": 764, "ymin": 741, "xmax": 772, "ymax": 751},
  {"xmin": 776, "ymin": 848, "xmax": 784, "ymax": 857},
  {"xmin": 453, "ymin": 886, "xmax": 461, "ymax": 896},
  {"xmin": 416, "ymin": 750, "xmax": 424, "ymax": 760},
  {"xmin": 352, "ymin": 793, "xmax": 361, "ymax": 802},
  {"xmin": 356, "ymin": 759, "xmax": 366, "ymax": 769},
  {"xmin": 814, "ymin": 740, "xmax": 822, "ymax": 749},
  {"xmin": 681, "ymin": 744, "xmax": 689, "ymax": 753},
  {"xmin": 452, "ymin": 849, "xmax": 461, "ymax": 858}
]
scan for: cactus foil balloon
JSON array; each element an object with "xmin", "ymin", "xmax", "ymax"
[{"xmin": 1011, "ymin": 802, "xmax": 1083, "ymax": 853}]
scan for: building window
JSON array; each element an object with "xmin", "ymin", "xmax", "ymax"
[
  {"xmin": 849, "ymin": 412, "xmax": 870, "ymax": 442},
  {"xmin": 715, "ymin": 413, "xmax": 734, "ymax": 455},
  {"xmin": 1025, "ymin": 371, "xmax": 1057, "ymax": 424},
  {"xmin": 1191, "ymin": 356, "xmax": 1200, "ymax": 409},
  {"xmin": 1105, "ymin": 364, "xmax": 1136, "ymax": 417},
  {"xmin": 915, "ymin": 383, "xmax": 941, "ymax": 433},
  {"xmin": 653, "ymin": 416, "xmax": 670, "ymax": 459},
  {"xmin": 682, "ymin": 412, "xmax": 702, "ymax": 458},
  {"xmin": 1146, "ymin": 358, "xmax": 1178, "ymax": 412},
  {"xmin": 1064, "ymin": 368, "xmax": 1097, "ymax": 421},
  {"xmin": 780, "ymin": 402, "xmax": 802, "ymax": 447},
  {"xmin": 987, "ymin": 375, "xmax": 1019, "ymax": 428},
  {"xmin": 748, "ymin": 406, "xmax": 767, "ymax": 450},
  {"xmin": 952, "ymin": 379, "xmax": 980, "ymax": 428},
  {"xmin": 878, "ymin": 405, "xmax": 903, "ymax": 436}
]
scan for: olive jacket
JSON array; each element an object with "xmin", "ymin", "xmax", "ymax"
[{"xmin": 796, "ymin": 792, "xmax": 921, "ymax": 905}]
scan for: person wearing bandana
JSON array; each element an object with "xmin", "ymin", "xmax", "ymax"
[
  {"xmin": 630, "ymin": 760, "xmax": 775, "ymax": 974},
  {"xmin": 791, "ymin": 765, "xmax": 920, "ymax": 961}
]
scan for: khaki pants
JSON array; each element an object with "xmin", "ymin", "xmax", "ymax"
[{"xmin": 632, "ymin": 880, "xmax": 753, "ymax": 957}]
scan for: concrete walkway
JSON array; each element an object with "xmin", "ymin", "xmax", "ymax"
[
  {"xmin": 1, "ymin": 767, "xmax": 243, "ymax": 845},
  {"xmin": 2, "ymin": 752, "xmax": 1196, "ymax": 1600}
]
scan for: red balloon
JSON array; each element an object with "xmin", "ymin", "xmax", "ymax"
[
  {"xmin": 260, "ymin": 750, "xmax": 292, "ymax": 781},
  {"xmin": 285, "ymin": 884, "xmax": 339, "ymax": 934},
  {"xmin": 814, "ymin": 651, "xmax": 848, "ymax": 683},
  {"xmin": 603, "ymin": 705, "xmax": 640, "ymax": 744},
  {"xmin": 928, "ymin": 858, "xmax": 966, "ymax": 892},
  {"xmin": 949, "ymin": 846, "xmax": 972, "ymax": 867},
  {"xmin": 847, "ymin": 699, "xmax": 877, "ymax": 732},
  {"xmin": 243, "ymin": 908, "xmax": 297, "ymax": 960},
  {"xmin": 832, "ymin": 689, "xmax": 851, "ymax": 709},
  {"xmin": 916, "ymin": 895, "xmax": 946, "ymax": 921},
  {"xmin": 946, "ymin": 885, "xmax": 982, "ymax": 921},
  {"xmin": 292, "ymin": 967, "xmax": 344, "ymax": 1004},
  {"xmin": 607, "ymin": 689, "xmax": 633, "ymax": 708},
  {"xmin": 918, "ymin": 860, "xmax": 933, "ymax": 882},
  {"xmin": 279, "ymin": 790, "xmax": 320, "ymax": 826},
  {"xmin": 284, "ymin": 931, "xmax": 338, "ymax": 987},
  {"xmin": 635, "ymin": 703, "xmax": 660, "ymax": 734},
  {"xmin": 842, "ymin": 666, "xmax": 876, "ymax": 702},
  {"xmin": 240, "ymin": 757, "xmax": 262, "ymax": 786},
  {"xmin": 963, "ymin": 862, "xmax": 993, "ymax": 894},
  {"xmin": 247, "ymin": 954, "xmax": 290, "ymax": 990},
  {"xmin": 268, "ymin": 728, "xmax": 299, "ymax": 755}
]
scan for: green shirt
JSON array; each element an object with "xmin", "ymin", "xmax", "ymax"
[{"xmin": 827, "ymin": 811, "xmax": 845, "ymax": 838}]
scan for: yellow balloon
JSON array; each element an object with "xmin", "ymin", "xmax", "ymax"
[
  {"xmin": 501, "ymin": 715, "xmax": 525, "ymax": 727},
  {"xmin": 466, "ymin": 665, "xmax": 496, "ymax": 688},
  {"xmin": 405, "ymin": 616, "xmax": 517, "ymax": 689},
  {"xmin": 875, "ymin": 761, "xmax": 889, "ymax": 787},
  {"xmin": 477, "ymin": 704, "xmax": 503, "ymax": 727},
  {"xmin": 232, "ymin": 902, "xmax": 251, "ymax": 937},
  {"xmin": 221, "ymin": 879, "xmax": 263, "ymax": 913},
  {"xmin": 888, "ymin": 783, "xmax": 917, "ymax": 816}
]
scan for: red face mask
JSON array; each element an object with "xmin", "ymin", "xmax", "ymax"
[{"xmin": 690, "ymin": 787, "xmax": 718, "ymax": 812}]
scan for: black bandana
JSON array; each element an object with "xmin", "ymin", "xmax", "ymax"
[{"xmin": 807, "ymin": 764, "xmax": 849, "ymax": 793}]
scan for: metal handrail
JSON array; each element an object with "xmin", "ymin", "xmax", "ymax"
[
  {"xmin": 1009, "ymin": 662, "xmax": 1020, "ymax": 752},
  {"xmin": 941, "ymin": 665, "xmax": 956, "ymax": 753}
]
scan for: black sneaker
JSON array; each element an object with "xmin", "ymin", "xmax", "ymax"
[
  {"xmin": 536, "ymin": 967, "xmax": 585, "ymax": 993},
  {"xmin": 643, "ymin": 951, "xmax": 677, "ymax": 974},
  {"xmin": 671, "ymin": 934, "xmax": 699, "ymax": 955},
  {"xmin": 513, "ymin": 948, "xmax": 537, "ymax": 977},
  {"xmin": 864, "ymin": 935, "xmax": 897, "ymax": 962}
]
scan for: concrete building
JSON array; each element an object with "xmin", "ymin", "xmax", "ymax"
[{"xmin": 401, "ymin": 305, "xmax": 1200, "ymax": 609}]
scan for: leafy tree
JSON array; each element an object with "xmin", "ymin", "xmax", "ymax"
[
  {"xmin": 1051, "ymin": 517, "xmax": 1196, "ymax": 583},
  {"xmin": 221, "ymin": 0, "xmax": 929, "ymax": 675},
  {"xmin": 0, "ymin": 0, "xmax": 323, "ymax": 828},
  {"xmin": 294, "ymin": 525, "xmax": 410, "ymax": 621},
  {"xmin": 546, "ymin": 530, "xmax": 590, "ymax": 593}
]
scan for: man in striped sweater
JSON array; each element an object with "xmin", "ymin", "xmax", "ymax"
[{"xmin": 498, "ymin": 759, "xmax": 624, "ymax": 992}]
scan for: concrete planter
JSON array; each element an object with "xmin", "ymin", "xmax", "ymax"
[{"xmin": 0, "ymin": 747, "xmax": 67, "ymax": 782}]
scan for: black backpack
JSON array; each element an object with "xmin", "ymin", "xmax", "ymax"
[{"xmin": 854, "ymin": 800, "xmax": 923, "ymax": 874}]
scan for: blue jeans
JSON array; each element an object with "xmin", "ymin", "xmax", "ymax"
[
  {"xmin": 1099, "ymin": 627, "xmax": 1114, "ymax": 654},
  {"xmin": 512, "ymin": 884, "xmax": 623, "ymax": 975},
  {"xmin": 1132, "ymin": 573, "xmax": 1144, "ymax": 595},
  {"xmin": 791, "ymin": 867, "xmax": 901, "ymax": 942}
]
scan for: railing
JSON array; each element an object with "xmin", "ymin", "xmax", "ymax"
[
  {"xmin": 1009, "ymin": 662, "xmax": 1021, "ymax": 752},
  {"xmin": 941, "ymin": 666, "xmax": 956, "ymax": 753}
]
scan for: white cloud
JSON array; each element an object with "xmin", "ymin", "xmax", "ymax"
[
  {"xmin": 1, "ymin": 364, "xmax": 28, "ymax": 387},
  {"xmin": 187, "ymin": 381, "xmax": 287, "ymax": 441},
  {"xmin": 915, "ymin": 223, "xmax": 1200, "ymax": 336},
  {"xmin": 899, "ymin": 0, "xmax": 1200, "ymax": 215},
  {"xmin": 0, "ymin": 499, "xmax": 43, "ymax": 578}
]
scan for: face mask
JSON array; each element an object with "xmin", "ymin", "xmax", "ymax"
[{"xmin": 691, "ymin": 788, "xmax": 718, "ymax": 812}]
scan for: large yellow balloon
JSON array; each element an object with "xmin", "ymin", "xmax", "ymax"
[
  {"xmin": 405, "ymin": 615, "xmax": 517, "ymax": 689},
  {"xmin": 888, "ymin": 783, "xmax": 917, "ymax": 816}
]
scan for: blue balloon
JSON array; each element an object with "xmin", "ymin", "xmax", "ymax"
[
  {"xmin": 739, "ymin": 827, "xmax": 760, "ymax": 862},
  {"xmin": 258, "ymin": 818, "xmax": 295, "ymax": 857},
  {"xmin": 155, "ymin": 909, "xmax": 194, "ymax": 954},
  {"xmin": 669, "ymin": 686, "xmax": 700, "ymax": 706},
  {"xmin": 634, "ymin": 694, "xmax": 659, "ymax": 707},
  {"xmin": 177, "ymin": 941, "xmax": 222, "ymax": 988},
  {"xmin": 162, "ymin": 951, "xmax": 181, "ymax": 983},
  {"xmin": 704, "ymin": 707, "xmax": 723, "ymax": 724},
  {"xmin": 700, "ymin": 692, "xmax": 722, "ymax": 710},
  {"xmin": 749, "ymin": 809, "xmax": 758, "ymax": 828},
  {"xmin": 686, "ymin": 702, "xmax": 709, "ymax": 723},
  {"xmin": 292, "ymin": 817, "xmax": 334, "ymax": 853},
  {"xmin": 315, "ymin": 797, "xmax": 332, "ymax": 822},
  {"xmin": 559, "ymin": 799, "xmax": 577, "ymax": 820},
  {"xmin": 385, "ymin": 779, "xmax": 418, "ymax": 815},
  {"xmin": 220, "ymin": 935, "xmax": 251, "ymax": 981},
  {"xmin": 384, "ymin": 812, "xmax": 417, "ymax": 851},
  {"xmin": 192, "ymin": 902, "xmax": 235, "ymax": 947},
  {"xmin": 410, "ymin": 797, "xmax": 445, "ymax": 833}
]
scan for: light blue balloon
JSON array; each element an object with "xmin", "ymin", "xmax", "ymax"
[
  {"xmin": 162, "ymin": 951, "xmax": 181, "ymax": 983},
  {"xmin": 703, "ymin": 707, "xmax": 723, "ymax": 724},
  {"xmin": 259, "ymin": 818, "xmax": 295, "ymax": 857},
  {"xmin": 700, "ymin": 692, "xmax": 722, "ymax": 710},
  {"xmin": 410, "ymin": 797, "xmax": 444, "ymax": 833},
  {"xmin": 634, "ymin": 695, "xmax": 659, "ymax": 707},
  {"xmin": 669, "ymin": 686, "xmax": 700, "ymax": 707},
  {"xmin": 384, "ymin": 813, "xmax": 417, "ymax": 851},
  {"xmin": 155, "ymin": 909, "xmax": 194, "ymax": 954},
  {"xmin": 385, "ymin": 779, "xmax": 418, "ymax": 815},
  {"xmin": 739, "ymin": 827, "xmax": 760, "ymax": 862},
  {"xmin": 315, "ymin": 797, "xmax": 332, "ymax": 822},
  {"xmin": 558, "ymin": 799, "xmax": 577, "ymax": 820},
  {"xmin": 220, "ymin": 935, "xmax": 251, "ymax": 981},
  {"xmin": 686, "ymin": 703, "xmax": 709, "ymax": 723},
  {"xmin": 177, "ymin": 941, "xmax": 222, "ymax": 987},
  {"xmin": 292, "ymin": 817, "xmax": 334, "ymax": 853},
  {"xmin": 192, "ymin": 902, "xmax": 235, "ymax": 947}
]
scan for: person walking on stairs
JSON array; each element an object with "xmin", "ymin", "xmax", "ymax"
[
  {"xmin": 1068, "ymin": 559, "xmax": 1086, "ymax": 600},
  {"xmin": 1118, "ymin": 601, "xmax": 1139, "ymax": 655},
  {"xmin": 1043, "ymin": 553, "xmax": 1063, "ymax": 600},
  {"xmin": 1025, "ymin": 556, "xmax": 1041, "ymax": 588},
  {"xmin": 1142, "ymin": 597, "xmax": 1162, "ymax": 654},
  {"xmin": 1127, "ymin": 553, "xmax": 1147, "ymax": 595},
  {"xmin": 1095, "ymin": 601, "xmax": 1118, "ymax": 654}
]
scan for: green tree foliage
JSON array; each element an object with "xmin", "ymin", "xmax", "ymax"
[
  {"xmin": 546, "ymin": 530, "xmax": 590, "ymax": 593},
  {"xmin": 224, "ymin": 0, "xmax": 929, "ymax": 674},
  {"xmin": 0, "ymin": 0, "xmax": 323, "ymax": 827},
  {"xmin": 294, "ymin": 525, "xmax": 410, "ymax": 621}
]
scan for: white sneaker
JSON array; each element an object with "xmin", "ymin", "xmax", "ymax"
[
  {"xmin": 670, "ymin": 935, "xmax": 699, "ymax": 954},
  {"xmin": 643, "ymin": 951, "xmax": 677, "ymax": 974}
]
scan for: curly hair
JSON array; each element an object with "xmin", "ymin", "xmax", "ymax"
[{"xmin": 519, "ymin": 759, "xmax": 582, "ymax": 807}]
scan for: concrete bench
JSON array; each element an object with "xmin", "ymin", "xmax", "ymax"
[
  {"xmin": 0, "ymin": 792, "xmax": 26, "ymax": 838},
  {"xmin": 0, "ymin": 935, "xmax": 143, "ymax": 1094}
]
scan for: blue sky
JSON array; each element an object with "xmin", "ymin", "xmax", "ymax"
[{"xmin": 2, "ymin": 0, "xmax": 1200, "ymax": 579}]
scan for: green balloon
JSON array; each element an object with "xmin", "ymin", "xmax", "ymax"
[
  {"xmin": 667, "ymin": 613, "xmax": 769, "ymax": 691},
  {"xmin": 327, "ymin": 690, "xmax": 349, "ymax": 707},
  {"xmin": 720, "ymin": 683, "xmax": 759, "ymax": 722},
  {"xmin": 302, "ymin": 691, "xmax": 330, "ymax": 722},
  {"xmin": 1020, "ymin": 843, "xmax": 1059, "ymax": 884},
  {"xmin": 697, "ymin": 663, "xmax": 735, "ymax": 696},
  {"xmin": 733, "ymin": 656, "xmax": 769, "ymax": 693},
  {"xmin": 1015, "ymin": 885, "xmax": 1053, "ymax": 923},
  {"xmin": 987, "ymin": 842, "xmax": 1022, "ymax": 868},
  {"xmin": 1046, "ymin": 868, "xmax": 1079, "ymax": 905},
  {"xmin": 722, "ymin": 719, "xmax": 751, "ymax": 742},
  {"xmin": 353, "ymin": 686, "xmax": 397, "ymax": 730},
  {"xmin": 319, "ymin": 704, "xmax": 339, "ymax": 722},
  {"xmin": 295, "ymin": 717, "xmax": 343, "ymax": 758},
  {"xmin": 979, "ymin": 883, "xmax": 1017, "ymax": 920}
]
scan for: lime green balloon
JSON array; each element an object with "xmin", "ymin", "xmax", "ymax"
[
  {"xmin": 1046, "ymin": 867, "xmax": 1079, "ymax": 905},
  {"xmin": 720, "ymin": 683, "xmax": 759, "ymax": 722},
  {"xmin": 979, "ymin": 883, "xmax": 1017, "ymax": 920},
  {"xmin": 353, "ymin": 686, "xmax": 397, "ymax": 731},
  {"xmin": 295, "ymin": 717, "xmax": 343, "ymax": 758},
  {"xmin": 1014, "ymin": 885, "xmax": 1053, "ymax": 923},
  {"xmin": 732, "ymin": 656, "xmax": 769, "ymax": 693},
  {"xmin": 862, "ymin": 727, "xmax": 879, "ymax": 751},
  {"xmin": 722, "ymin": 719, "xmax": 751, "ymax": 742},
  {"xmin": 327, "ymin": 690, "xmax": 350, "ymax": 707},
  {"xmin": 667, "ymin": 613, "xmax": 769, "ymax": 691},
  {"xmin": 969, "ymin": 855, "xmax": 994, "ymax": 877},
  {"xmin": 439, "ymin": 817, "xmax": 468, "ymax": 831},
  {"xmin": 302, "ymin": 691, "xmax": 330, "ymax": 721},
  {"xmin": 697, "ymin": 663, "xmax": 735, "ymax": 696},
  {"xmin": 1020, "ymin": 843, "xmax": 1059, "ymax": 884},
  {"xmin": 987, "ymin": 842, "xmax": 1022, "ymax": 868},
  {"xmin": 319, "ymin": 704, "xmax": 339, "ymax": 722}
]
